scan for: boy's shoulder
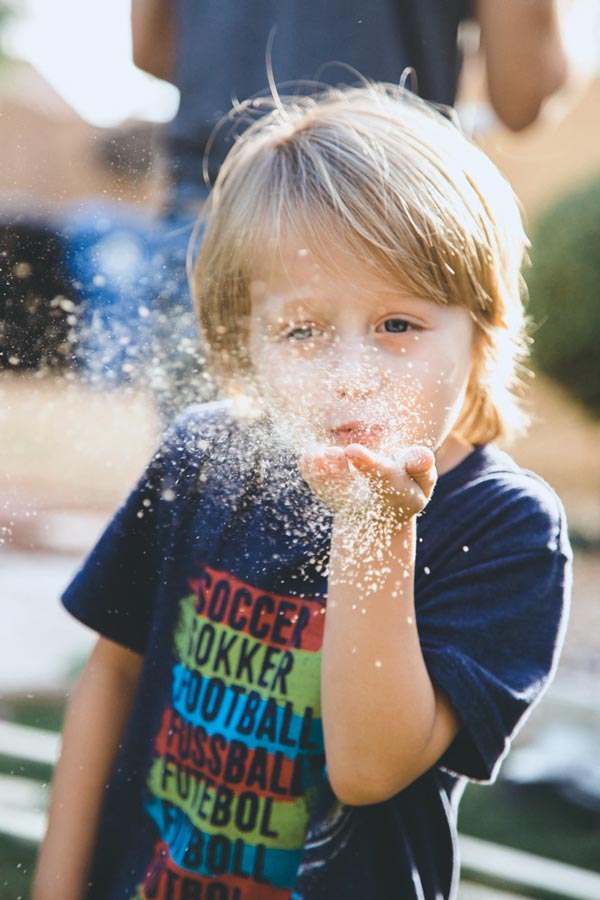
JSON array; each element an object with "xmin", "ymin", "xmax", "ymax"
[
  {"xmin": 157, "ymin": 400, "xmax": 246, "ymax": 465},
  {"xmin": 167, "ymin": 399, "xmax": 237, "ymax": 441},
  {"xmin": 428, "ymin": 443, "xmax": 570, "ymax": 559},
  {"xmin": 438, "ymin": 443, "xmax": 563, "ymax": 513},
  {"xmin": 153, "ymin": 400, "xmax": 266, "ymax": 506}
]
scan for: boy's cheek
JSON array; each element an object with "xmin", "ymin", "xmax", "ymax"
[{"xmin": 256, "ymin": 365, "xmax": 322, "ymax": 419}]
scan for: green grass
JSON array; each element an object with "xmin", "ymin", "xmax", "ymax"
[
  {"xmin": 2, "ymin": 694, "xmax": 67, "ymax": 733},
  {"xmin": 0, "ymin": 838, "xmax": 37, "ymax": 900},
  {"xmin": 0, "ymin": 695, "xmax": 66, "ymax": 899},
  {"xmin": 459, "ymin": 780, "xmax": 600, "ymax": 873},
  {"xmin": 0, "ymin": 694, "xmax": 64, "ymax": 782}
]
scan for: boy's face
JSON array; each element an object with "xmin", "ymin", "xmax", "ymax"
[{"xmin": 248, "ymin": 242, "xmax": 475, "ymax": 471}]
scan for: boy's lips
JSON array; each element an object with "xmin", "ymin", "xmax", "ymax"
[{"xmin": 330, "ymin": 421, "xmax": 383, "ymax": 446}]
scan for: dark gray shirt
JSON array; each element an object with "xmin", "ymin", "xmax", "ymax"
[{"xmin": 166, "ymin": 0, "xmax": 469, "ymax": 195}]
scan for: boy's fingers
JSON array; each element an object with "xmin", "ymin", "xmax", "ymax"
[
  {"xmin": 345, "ymin": 443, "xmax": 434, "ymax": 476},
  {"xmin": 299, "ymin": 447, "xmax": 359, "ymax": 512},
  {"xmin": 403, "ymin": 444, "xmax": 435, "ymax": 473},
  {"xmin": 345, "ymin": 442, "xmax": 436, "ymax": 496},
  {"xmin": 344, "ymin": 444, "xmax": 407, "ymax": 496},
  {"xmin": 402, "ymin": 445, "xmax": 437, "ymax": 494},
  {"xmin": 343, "ymin": 443, "xmax": 386, "ymax": 477},
  {"xmin": 300, "ymin": 447, "xmax": 351, "ymax": 479},
  {"xmin": 402, "ymin": 445, "xmax": 435, "ymax": 474}
]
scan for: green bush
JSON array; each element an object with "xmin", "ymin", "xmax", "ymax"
[{"xmin": 525, "ymin": 176, "xmax": 600, "ymax": 417}]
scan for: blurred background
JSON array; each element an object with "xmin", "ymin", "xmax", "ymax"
[{"xmin": 1, "ymin": 2, "xmax": 600, "ymax": 898}]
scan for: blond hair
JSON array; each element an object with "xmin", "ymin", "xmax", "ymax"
[{"xmin": 193, "ymin": 82, "xmax": 530, "ymax": 444}]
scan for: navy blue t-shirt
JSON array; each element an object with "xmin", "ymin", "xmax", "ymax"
[
  {"xmin": 166, "ymin": 0, "xmax": 470, "ymax": 193},
  {"xmin": 62, "ymin": 402, "xmax": 571, "ymax": 900}
]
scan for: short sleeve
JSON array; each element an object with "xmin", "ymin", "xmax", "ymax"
[
  {"xmin": 417, "ymin": 472, "xmax": 572, "ymax": 783},
  {"xmin": 60, "ymin": 404, "xmax": 223, "ymax": 654}
]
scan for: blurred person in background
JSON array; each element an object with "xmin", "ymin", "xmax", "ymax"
[{"xmin": 132, "ymin": 0, "xmax": 569, "ymax": 420}]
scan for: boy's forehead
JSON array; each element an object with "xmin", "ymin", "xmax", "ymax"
[
  {"xmin": 251, "ymin": 243, "xmax": 326, "ymax": 291},
  {"xmin": 249, "ymin": 241, "xmax": 406, "ymax": 309},
  {"xmin": 249, "ymin": 280, "xmax": 315, "ymax": 307}
]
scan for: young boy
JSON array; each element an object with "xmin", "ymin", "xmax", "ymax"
[{"xmin": 34, "ymin": 84, "xmax": 571, "ymax": 900}]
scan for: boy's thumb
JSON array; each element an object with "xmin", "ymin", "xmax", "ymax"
[
  {"xmin": 403, "ymin": 445, "xmax": 437, "ymax": 494},
  {"xmin": 403, "ymin": 445, "xmax": 435, "ymax": 474}
]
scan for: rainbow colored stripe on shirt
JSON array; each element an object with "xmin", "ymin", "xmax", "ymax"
[{"xmin": 135, "ymin": 563, "xmax": 326, "ymax": 900}]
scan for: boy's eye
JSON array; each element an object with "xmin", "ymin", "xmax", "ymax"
[
  {"xmin": 285, "ymin": 324, "xmax": 320, "ymax": 341},
  {"xmin": 380, "ymin": 318, "xmax": 411, "ymax": 334}
]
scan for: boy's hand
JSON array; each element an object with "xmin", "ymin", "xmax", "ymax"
[{"xmin": 300, "ymin": 443, "xmax": 437, "ymax": 524}]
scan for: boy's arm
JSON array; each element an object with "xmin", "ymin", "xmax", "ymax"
[
  {"xmin": 302, "ymin": 445, "xmax": 459, "ymax": 807},
  {"xmin": 323, "ymin": 518, "xmax": 460, "ymax": 806},
  {"xmin": 32, "ymin": 637, "xmax": 143, "ymax": 900},
  {"xmin": 476, "ymin": 0, "xmax": 569, "ymax": 130},
  {"xmin": 131, "ymin": 0, "xmax": 175, "ymax": 82}
]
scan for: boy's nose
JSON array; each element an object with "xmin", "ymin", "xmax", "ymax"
[
  {"xmin": 327, "ymin": 346, "xmax": 380, "ymax": 399},
  {"xmin": 332, "ymin": 377, "xmax": 373, "ymax": 401}
]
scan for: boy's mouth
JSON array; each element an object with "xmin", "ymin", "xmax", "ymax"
[{"xmin": 330, "ymin": 421, "xmax": 383, "ymax": 447}]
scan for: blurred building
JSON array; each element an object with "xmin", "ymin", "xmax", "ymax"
[
  {"xmin": 0, "ymin": 59, "xmax": 167, "ymax": 376},
  {"xmin": 0, "ymin": 58, "xmax": 164, "ymax": 214}
]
